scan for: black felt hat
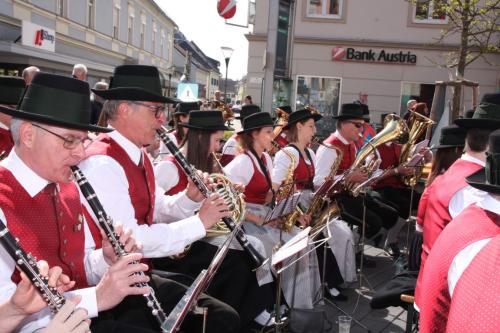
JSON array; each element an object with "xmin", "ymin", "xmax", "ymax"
[
  {"xmin": 432, "ymin": 124, "xmax": 467, "ymax": 149},
  {"xmin": 480, "ymin": 92, "xmax": 500, "ymax": 106},
  {"xmin": 0, "ymin": 76, "xmax": 25, "ymax": 106},
  {"xmin": 283, "ymin": 108, "xmax": 323, "ymax": 129},
  {"xmin": 179, "ymin": 110, "xmax": 233, "ymax": 131},
  {"xmin": 236, "ymin": 104, "xmax": 261, "ymax": 120},
  {"xmin": 174, "ymin": 101, "xmax": 200, "ymax": 116},
  {"xmin": 238, "ymin": 112, "xmax": 275, "ymax": 134},
  {"xmin": 454, "ymin": 103, "xmax": 500, "ymax": 129},
  {"xmin": 466, "ymin": 129, "xmax": 500, "ymax": 194},
  {"xmin": 92, "ymin": 65, "xmax": 177, "ymax": 104},
  {"xmin": 0, "ymin": 73, "xmax": 111, "ymax": 133},
  {"xmin": 333, "ymin": 103, "xmax": 365, "ymax": 120}
]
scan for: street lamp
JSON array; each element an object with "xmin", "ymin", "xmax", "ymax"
[{"xmin": 221, "ymin": 46, "xmax": 234, "ymax": 104}]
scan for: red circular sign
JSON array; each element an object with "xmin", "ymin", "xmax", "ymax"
[{"xmin": 217, "ymin": 0, "xmax": 237, "ymax": 19}]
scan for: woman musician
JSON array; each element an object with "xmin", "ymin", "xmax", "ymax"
[
  {"xmin": 271, "ymin": 108, "xmax": 352, "ymax": 299},
  {"xmin": 153, "ymin": 110, "xmax": 275, "ymax": 329},
  {"xmin": 224, "ymin": 111, "xmax": 321, "ymax": 310}
]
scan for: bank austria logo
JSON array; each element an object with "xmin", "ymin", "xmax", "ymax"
[
  {"xmin": 34, "ymin": 29, "xmax": 55, "ymax": 46},
  {"xmin": 331, "ymin": 46, "xmax": 417, "ymax": 65}
]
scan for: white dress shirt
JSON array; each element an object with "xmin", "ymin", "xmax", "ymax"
[
  {"xmin": 448, "ymin": 154, "xmax": 487, "ymax": 219},
  {"xmin": 78, "ymin": 129, "xmax": 206, "ymax": 258},
  {"xmin": 0, "ymin": 121, "xmax": 8, "ymax": 130},
  {"xmin": 221, "ymin": 135, "xmax": 239, "ymax": 156},
  {"xmin": 158, "ymin": 132, "xmax": 179, "ymax": 157},
  {"xmin": 313, "ymin": 131, "xmax": 348, "ymax": 188},
  {"xmin": 272, "ymin": 146, "xmax": 315, "ymax": 185},
  {"xmin": 154, "ymin": 159, "xmax": 180, "ymax": 193},
  {"xmin": 224, "ymin": 152, "xmax": 274, "ymax": 187},
  {"xmin": 0, "ymin": 150, "xmax": 104, "ymax": 332}
]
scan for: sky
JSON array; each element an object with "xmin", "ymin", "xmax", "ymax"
[{"xmin": 154, "ymin": 0, "xmax": 251, "ymax": 80}]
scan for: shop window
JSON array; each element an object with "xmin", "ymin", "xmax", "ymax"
[
  {"xmin": 306, "ymin": 0, "xmax": 343, "ymax": 19},
  {"xmin": 87, "ymin": 0, "xmax": 95, "ymax": 29},
  {"xmin": 295, "ymin": 76, "xmax": 341, "ymax": 138},
  {"xmin": 400, "ymin": 82, "xmax": 436, "ymax": 117},
  {"xmin": 57, "ymin": 0, "xmax": 67, "ymax": 17},
  {"xmin": 413, "ymin": 0, "xmax": 448, "ymax": 24},
  {"xmin": 113, "ymin": 6, "xmax": 120, "ymax": 39}
]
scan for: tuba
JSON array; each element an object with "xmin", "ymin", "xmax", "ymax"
[
  {"xmin": 343, "ymin": 114, "xmax": 408, "ymax": 196},
  {"xmin": 399, "ymin": 111, "xmax": 434, "ymax": 187}
]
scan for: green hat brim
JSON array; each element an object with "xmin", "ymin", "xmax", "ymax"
[
  {"xmin": 466, "ymin": 169, "xmax": 500, "ymax": 195},
  {"xmin": 92, "ymin": 87, "xmax": 178, "ymax": 104},
  {"xmin": 0, "ymin": 105, "xmax": 112, "ymax": 133},
  {"xmin": 454, "ymin": 118, "xmax": 500, "ymax": 130},
  {"xmin": 237, "ymin": 124, "xmax": 276, "ymax": 135},
  {"xmin": 284, "ymin": 114, "xmax": 322, "ymax": 130}
]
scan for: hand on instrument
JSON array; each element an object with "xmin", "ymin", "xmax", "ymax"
[
  {"xmin": 96, "ymin": 253, "xmax": 150, "ymax": 312},
  {"xmin": 419, "ymin": 147, "xmax": 433, "ymax": 163},
  {"xmin": 246, "ymin": 212, "xmax": 265, "ymax": 226},
  {"xmin": 345, "ymin": 169, "xmax": 368, "ymax": 183},
  {"xmin": 198, "ymin": 193, "xmax": 231, "ymax": 230},
  {"xmin": 396, "ymin": 165, "xmax": 415, "ymax": 176},
  {"xmin": 233, "ymin": 182, "xmax": 245, "ymax": 193},
  {"xmin": 102, "ymin": 223, "xmax": 142, "ymax": 265},
  {"xmin": 10, "ymin": 261, "xmax": 75, "ymax": 316},
  {"xmin": 297, "ymin": 214, "xmax": 312, "ymax": 228},
  {"xmin": 41, "ymin": 297, "xmax": 90, "ymax": 333},
  {"xmin": 186, "ymin": 170, "xmax": 212, "ymax": 202}
]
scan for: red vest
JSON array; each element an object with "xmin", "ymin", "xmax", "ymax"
[
  {"xmin": 85, "ymin": 135, "xmax": 156, "ymax": 227},
  {"xmin": 220, "ymin": 134, "xmax": 239, "ymax": 167},
  {"xmin": 243, "ymin": 154, "xmax": 270, "ymax": 205},
  {"xmin": 323, "ymin": 134, "xmax": 356, "ymax": 175},
  {"xmin": 0, "ymin": 167, "xmax": 88, "ymax": 288},
  {"xmin": 0, "ymin": 128, "xmax": 14, "ymax": 156},
  {"xmin": 373, "ymin": 143, "xmax": 404, "ymax": 189},
  {"xmin": 275, "ymin": 134, "xmax": 288, "ymax": 148},
  {"xmin": 420, "ymin": 159, "xmax": 483, "ymax": 271},
  {"xmin": 289, "ymin": 147, "xmax": 315, "ymax": 191},
  {"xmin": 163, "ymin": 155, "xmax": 188, "ymax": 196},
  {"xmin": 415, "ymin": 204, "xmax": 499, "ymax": 333},
  {"xmin": 446, "ymin": 235, "xmax": 500, "ymax": 333}
]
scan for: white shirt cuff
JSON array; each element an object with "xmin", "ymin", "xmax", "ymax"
[
  {"xmin": 86, "ymin": 249, "xmax": 110, "ymax": 285},
  {"xmin": 65, "ymin": 287, "xmax": 98, "ymax": 318}
]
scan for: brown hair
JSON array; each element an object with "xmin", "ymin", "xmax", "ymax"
[
  {"xmin": 466, "ymin": 128, "xmax": 491, "ymax": 152},
  {"xmin": 426, "ymin": 146, "xmax": 463, "ymax": 186},
  {"xmin": 181, "ymin": 129, "xmax": 216, "ymax": 173},
  {"xmin": 285, "ymin": 120, "xmax": 309, "ymax": 143},
  {"xmin": 174, "ymin": 115, "xmax": 187, "ymax": 143},
  {"xmin": 238, "ymin": 130, "xmax": 258, "ymax": 152}
]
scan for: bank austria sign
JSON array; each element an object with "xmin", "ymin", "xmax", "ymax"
[
  {"xmin": 332, "ymin": 46, "xmax": 417, "ymax": 65},
  {"xmin": 22, "ymin": 21, "xmax": 56, "ymax": 52}
]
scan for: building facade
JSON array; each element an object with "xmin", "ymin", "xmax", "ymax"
[
  {"xmin": 246, "ymin": 0, "xmax": 500, "ymax": 136},
  {"xmin": 0, "ymin": 0, "xmax": 176, "ymax": 88}
]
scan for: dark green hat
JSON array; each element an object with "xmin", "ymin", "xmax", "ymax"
[
  {"xmin": 466, "ymin": 129, "xmax": 500, "ymax": 194},
  {"xmin": 0, "ymin": 76, "xmax": 25, "ymax": 106},
  {"xmin": 276, "ymin": 105, "xmax": 292, "ymax": 114},
  {"xmin": 174, "ymin": 101, "xmax": 200, "ymax": 116},
  {"xmin": 0, "ymin": 72, "xmax": 110, "ymax": 133},
  {"xmin": 333, "ymin": 103, "xmax": 365, "ymax": 120},
  {"xmin": 236, "ymin": 104, "xmax": 261, "ymax": 120},
  {"xmin": 238, "ymin": 112, "xmax": 275, "ymax": 134},
  {"xmin": 179, "ymin": 110, "xmax": 233, "ymax": 131},
  {"xmin": 284, "ymin": 107, "xmax": 323, "ymax": 129},
  {"xmin": 92, "ymin": 65, "xmax": 177, "ymax": 104},
  {"xmin": 454, "ymin": 103, "xmax": 500, "ymax": 129},
  {"xmin": 432, "ymin": 124, "xmax": 467, "ymax": 149}
]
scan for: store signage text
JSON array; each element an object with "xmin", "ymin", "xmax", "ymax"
[
  {"xmin": 332, "ymin": 46, "xmax": 417, "ymax": 65},
  {"xmin": 22, "ymin": 21, "xmax": 55, "ymax": 52}
]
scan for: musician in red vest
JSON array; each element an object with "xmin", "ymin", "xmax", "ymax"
[
  {"xmin": 0, "ymin": 73, "xmax": 155, "ymax": 333},
  {"xmin": 0, "ymin": 76, "xmax": 25, "ymax": 156},
  {"xmin": 416, "ymin": 128, "xmax": 500, "ymax": 333},
  {"xmin": 79, "ymin": 65, "xmax": 239, "ymax": 333},
  {"xmin": 158, "ymin": 101, "xmax": 199, "ymax": 157},
  {"xmin": 219, "ymin": 104, "xmax": 261, "ymax": 166},
  {"xmin": 415, "ymin": 102, "xmax": 500, "ymax": 302},
  {"xmin": 154, "ymin": 110, "xmax": 275, "ymax": 329},
  {"xmin": 273, "ymin": 105, "xmax": 292, "ymax": 148},
  {"xmin": 314, "ymin": 103, "xmax": 398, "ymax": 242},
  {"xmin": 354, "ymin": 103, "xmax": 377, "ymax": 151}
]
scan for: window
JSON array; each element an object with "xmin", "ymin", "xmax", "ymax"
[
  {"xmin": 140, "ymin": 12, "xmax": 146, "ymax": 49},
  {"xmin": 152, "ymin": 21, "xmax": 157, "ymax": 54},
  {"xmin": 57, "ymin": 0, "xmax": 67, "ymax": 17},
  {"xmin": 295, "ymin": 76, "xmax": 341, "ymax": 137},
  {"xmin": 87, "ymin": 0, "xmax": 95, "ymax": 28},
  {"xmin": 113, "ymin": 6, "xmax": 120, "ymax": 39},
  {"xmin": 306, "ymin": 0, "xmax": 342, "ymax": 18},
  {"xmin": 160, "ymin": 29, "xmax": 165, "ymax": 57},
  {"xmin": 128, "ymin": 4, "xmax": 134, "ymax": 44},
  {"xmin": 413, "ymin": 0, "xmax": 448, "ymax": 24}
]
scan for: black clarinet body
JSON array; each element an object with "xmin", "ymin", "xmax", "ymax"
[
  {"xmin": 156, "ymin": 127, "xmax": 266, "ymax": 269},
  {"xmin": 0, "ymin": 220, "xmax": 66, "ymax": 313},
  {"xmin": 71, "ymin": 166, "xmax": 168, "ymax": 330}
]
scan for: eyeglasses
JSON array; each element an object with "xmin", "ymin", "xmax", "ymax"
[
  {"xmin": 32, "ymin": 124, "xmax": 91, "ymax": 150},
  {"xmin": 130, "ymin": 101, "xmax": 166, "ymax": 118},
  {"xmin": 346, "ymin": 121, "xmax": 364, "ymax": 129}
]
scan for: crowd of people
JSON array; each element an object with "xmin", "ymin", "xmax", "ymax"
[{"xmin": 0, "ymin": 63, "xmax": 498, "ymax": 333}]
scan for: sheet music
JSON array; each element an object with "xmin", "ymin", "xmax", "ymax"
[
  {"xmin": 265, "ymin": 193, "xmax": 302, "ymax": 221},
  {"xmin": 352, "ymin": 169, "xmax": 384, "ymax": 193},
  {"xmin": 271, "ymin": 226, "xmax": 311, "ymax": 266}
]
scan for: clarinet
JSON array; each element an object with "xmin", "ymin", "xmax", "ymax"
[
  {"xmin": 71, "ymin": 166, "xmax": 168, "ymax": 331},
  {"xmin": 0, "ymin": 220, "xmax": 66, "ymax": 313},
  {"xmin": 156, "ymin": 126, "xmax": 266, "ymax": 269}
]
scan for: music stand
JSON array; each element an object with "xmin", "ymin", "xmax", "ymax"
[{"xmin": 358, "ymin": 191, "xmax": 375, "ymax": 293}]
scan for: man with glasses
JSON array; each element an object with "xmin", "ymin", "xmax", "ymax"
[
  {"xmin": 78, "ymin": 65, "xmax": 240, "ymax": 333},
  {"xmin": 0, "ymin": 73, "xmax": 156, "ymax": 333}
]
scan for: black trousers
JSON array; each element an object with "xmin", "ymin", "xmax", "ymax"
[
  {"xmin": 315, "ymin": 242, "xmax": 344, "ymax": 288},
  {"xmin": 373, "ymin": 186, "xmax": 421, "ymax": 219},
  {"xmin": 91, "ymin": 274, "xmax": 239, "ymax": 333},
  {"xmin": 153, "ymin": 241, "xmax": 274, "ymax": 327}
]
